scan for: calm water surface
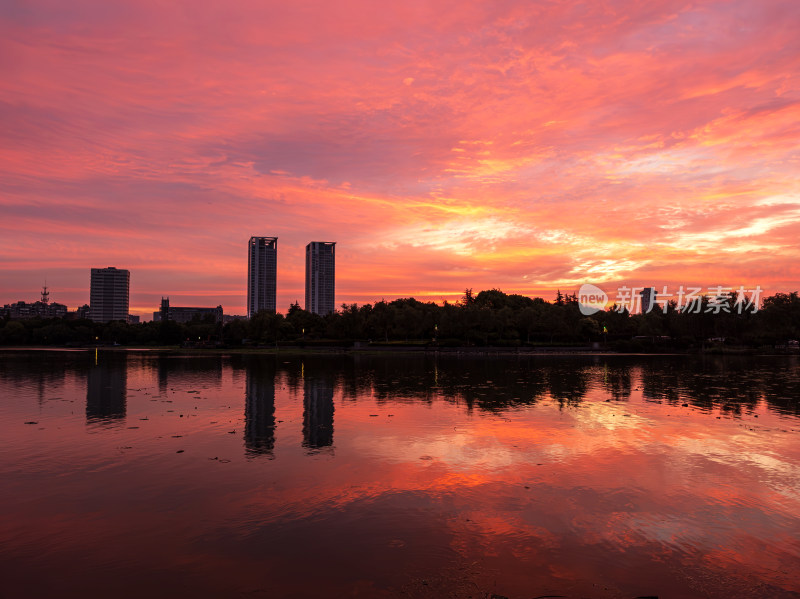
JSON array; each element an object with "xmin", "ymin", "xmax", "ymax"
[{"xmin": 1, "ymin": 350, "xmax": 799, "ymax": 598}]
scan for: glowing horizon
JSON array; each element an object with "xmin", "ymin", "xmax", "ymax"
[{"xmin": 2, "ymin": 1, "xmax": 799, "ymax": 318}]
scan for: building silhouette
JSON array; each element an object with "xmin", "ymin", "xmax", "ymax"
[
  {"xmin": 247, "ymin": 237, "xmax": 277, "ymax": 317},
  {"xmin": 305, "ymin": 241, "xmax": 336, "ymax": 316},
  {"xmin": 154, "ymin": 297, "xmax": 223, "ymax": 323},
  {"xmin": 2, "ymin": 285, "xmax": 67, "ymax": 319},
  {"xmin": 90, "ymin": 267, "xmax": 130, "ymax": 323}
]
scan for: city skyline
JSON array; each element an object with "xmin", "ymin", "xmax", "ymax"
[
  {"xmin": 1, "ymin": 2, "xmax": 799, "ymax": 319},
  {"xmin": 0, "ymin": 256, "xmax": 789, "ymax": 320}
]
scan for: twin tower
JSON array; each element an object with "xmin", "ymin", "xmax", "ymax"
[{"xmin": 247, "ymin": 237, "xmax": 336, "ymax": 318}]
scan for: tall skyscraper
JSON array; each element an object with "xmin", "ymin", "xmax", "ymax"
[
  {"xmin": 305, "ymin": 241, "xmax": 335, "ymax": 316},
  {"xmin": 247, "ymin": 237, "xmax": 277, "ymax": 317},
  {"xmin": 89, "ymin": 267, "xmax": 130, "ymax": 323}
]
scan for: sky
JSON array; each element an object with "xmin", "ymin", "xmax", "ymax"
[{"xmin": 1, "ymin": 0, "xmax": 799, "ymax": 318}]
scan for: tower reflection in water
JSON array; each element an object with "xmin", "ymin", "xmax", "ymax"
[
  {"xmin": 244, "ymin": 362, "xmax": 276, "ymax": 457},
  {"xmin": 86, "ymin": 351, "xmax": 127, "ymax": 423},
  {"xmin": 302, "ymin": 366, "xmax": 335, "ymax": 452}
]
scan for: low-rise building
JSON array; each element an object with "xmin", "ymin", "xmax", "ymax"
[
  {"xmin": 2, "ymin": 286, "xmax": 68, "ymax": 319},
  {"xmin": 154, "ymin": 297, "xmax": 223, "ymax": 323}
]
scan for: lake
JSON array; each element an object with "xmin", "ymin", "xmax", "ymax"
[{"xmin": 1, "ymin": 350, "xmax": 799, "ymax": 598}]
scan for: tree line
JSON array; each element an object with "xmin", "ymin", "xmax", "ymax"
[{"xmin": 1, "ymin": 288, "xmax": 799, "ymax": 349}]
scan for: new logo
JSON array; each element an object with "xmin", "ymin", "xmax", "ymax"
[{"xmin": 578, "ymin": 283, "xmax": 608, "ymax": 315}]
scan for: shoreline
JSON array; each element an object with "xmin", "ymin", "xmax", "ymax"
[{"xmin": 0, "ymin": 345, "xmax": 795, "ymax": 357}]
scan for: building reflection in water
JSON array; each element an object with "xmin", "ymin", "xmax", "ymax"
[
  {"xmin": 86, "ymin": 351, "xmax": 127, "ymax": 422},
  {"xmin": 244, "ymin": 363, "xmax": 276, "ymax": 457},
  {"xmin": 303, "ymin": 368, "xmax": 335, "ymax": 451}
]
